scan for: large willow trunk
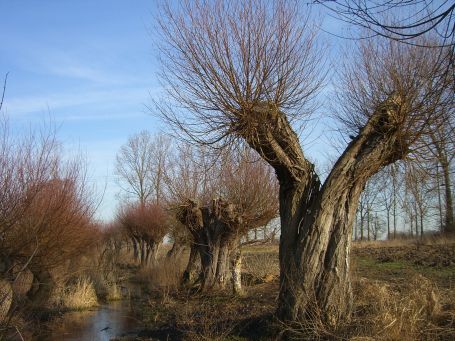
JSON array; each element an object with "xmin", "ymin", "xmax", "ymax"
[{"xmin": 241, "ymin": 99, "xmax": 407, "ymax": 326}]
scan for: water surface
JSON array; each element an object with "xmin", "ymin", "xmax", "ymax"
[{"xmin": 44, "ymin": 300, "xmax": 139, "ymax": 341}]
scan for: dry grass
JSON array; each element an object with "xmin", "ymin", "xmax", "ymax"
[
  {"xmin": 133, "ymin": 241, "xmax": 455, "ymax": 340},
  {"xmin": 105, "ymin": 282, "xmax": 122, "ymax": 301},
  {"xmin": 29, "ymin": 238, "xmax": 454, "ymax": 340},
  {"xmin": 351, "ymin": 275, "xmax": 446, "ymax": 340},
  {"xmin": 51, "ymin": 277, "xmax": 98, "ymax": 310},
  {"xmin": 272, "ymin": 274, "xmax": 454, "ymax": 341},
  {"xmin": 179, "ymin": 308, "xmax": 238, "ymax": 340},
  {"xmin": 0, "ymin": 280, "xmax": 12, "ymax": 322},
  {"xmin": 242, "ymin": 247, "xmax": 279, "ymax": 286},
  {"xmin": 352, "ymin": 234, "xmax": 455, "ymax": 249},
  {"xmin": 137, "ymin": 255, "xmax": 187, "ymax": 295}
]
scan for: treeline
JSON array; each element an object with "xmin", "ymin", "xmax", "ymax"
[
  {"xmin": 354, "ymin": 119, "xmax": 454, "ymax": 240},
  {"xmin": 111, "ymin": 131, "xmax": 279, "ymax": 293}
]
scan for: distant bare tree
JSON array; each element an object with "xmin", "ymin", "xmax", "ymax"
[
  {"xmin": 156, "ymin": 0, "xmax": 451, "ymax": 327},
  {"xmin": 405, "ymin": 164, "xmax": 433, "ymax": 237},
  {"xmin": 116, "ymin": 131, "xmax": 171, "ymax": 205},
  {"xmin": 427, "ymin": 111, "xmax": 454, "ymax": 233},
  {"xmin": 356, "ymin": 177, "xmax": 381, "ymax": 241}
]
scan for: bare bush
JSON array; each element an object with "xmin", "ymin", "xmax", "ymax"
[{"xmin": 0, "ymin": 117, "xmax": 98, "ymax": 320}]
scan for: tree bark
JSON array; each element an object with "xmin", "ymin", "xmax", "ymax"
[
  {"xmin": 27, "ymin": 269, "xmax": 54, "ymax": 308},
  {"xmin": 167, "ymin": 240, "xmax": 186, "ymax": 259},
  {"xmin": 145, "ymin": 239, "xmax": 160, "ymax": 266},
  {"xmin": 231, "ymin": 248, "xmax": 243, "ymax": 295},
  {"xmin": 132, "ymin": 237, "xmax": 139, "ymax": 262},
  {"xmin": 182, "ymin": 244, "xmax": 199, "ymax": 284},
  {"xmin": 140, "ymin": 239, "xmax": 146, "ymax": 265}
]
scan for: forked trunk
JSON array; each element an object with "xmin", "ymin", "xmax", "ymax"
[
  {"xmin": 27, "ymin": 269, "xmax": 55, "ymax": 308},
  {"xmin": 242, "ymin": 99, "xmax": 407, "ymax": 327},
  {"xmin": 140, "ymin": 240, "xmax": 146, "ymax": 265},
  {"xmin": 145, "ymin": 240, "xmax": 160, "ymax": 266},
  {"xmin": 193, "ymin": 231, "xmax": 235, "ymax": 291},
  {"xmin": 167, "ymin": 240, "xmax": 187, "ymax": 259},
  {"xmin": 132, "ymin": 237, "xmax": 139, "ymax": 261},
  {"xmin": 276, "ymin": 173, "xmax": 362, "ymax": 326}
]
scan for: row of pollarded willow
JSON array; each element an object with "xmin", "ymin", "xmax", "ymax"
[
  {"xmin": 114, "ymin": 132, "xmax": 279, "ymax": 287},
  {"xmin": 115, "ymin": 131, "xmax": 174, "ymax": 265},
  {"xmin": 155, "ymin": 0, "xmax": 453, "ymax": 328}
]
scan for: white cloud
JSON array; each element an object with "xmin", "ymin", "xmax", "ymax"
[{"xmin": 5, "ymin": 85, "xmax": 162, "ymax": 119}]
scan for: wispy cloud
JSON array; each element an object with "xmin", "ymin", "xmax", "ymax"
[{"xmin": 5, "ymin": 85, "xmax": 162, "ymax": 118}]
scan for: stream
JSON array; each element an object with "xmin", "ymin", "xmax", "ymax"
[{"xmin": 41, "ymin": 300, "xmax": 140, "ymax": 341}]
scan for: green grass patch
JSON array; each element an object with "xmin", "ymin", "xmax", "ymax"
[{"xmin": 353, "ymin": 255, "xmax": 455, "ymax": 287}]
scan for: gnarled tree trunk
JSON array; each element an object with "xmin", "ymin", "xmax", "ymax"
[
  {"xmin": 178, "ymin": 199, "xmax": 242, "ymax": 291},
  {"xmin": 240, "ymin": 100, "xmax": 407, "ymax": 326}
]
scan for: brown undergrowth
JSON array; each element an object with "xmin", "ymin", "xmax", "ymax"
[{"xmin": 132, "ymin": 239, "xmax": 454, "ymax": 340}]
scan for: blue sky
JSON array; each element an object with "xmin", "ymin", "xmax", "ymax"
[
  {"xmin": 0, "ymin": 1, "xmax": 347, "ymax": 221},
  {"xmin": 0, "ymin": 1, "xmax": 167, "ymax": 220}
]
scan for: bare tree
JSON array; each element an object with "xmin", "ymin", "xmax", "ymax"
[
  {"xmin": 116, "ymin": 131, "xmax": 171, "ymax": 205},
  {"xmin": 404, "ymin": 164, "xmax": 434, "ymax": 237},
  {"xmin": 156, "ymin": 0, "xmax": 451, "ymax": 327},
  {"xmin": 371, "ymin": 163, "xmax": 404, "ymax": 240},
  {"xmin": 427, "ymin": 111, "xmax": 454, "ymax": 233}
]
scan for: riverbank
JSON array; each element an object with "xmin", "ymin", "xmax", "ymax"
[
  {"xmin": 123, "ymin": 239, "xmax": 455, "ymax": 340},
  {"xmin": 15, "ymin": 238, "xmax": 455, "ymax": 340}
]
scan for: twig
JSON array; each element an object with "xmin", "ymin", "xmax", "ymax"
[{"xmin": 0, "ymin": 73, "xmax": 8, "ymax": 112}]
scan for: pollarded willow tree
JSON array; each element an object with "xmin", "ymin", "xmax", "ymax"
[
  {"xmin": 170, "ymin": 145, "xmax": 278, "ymax": 291},
  {"xmin": 156, "ymin": 0, "xmax": 452, "ymax": 327}
]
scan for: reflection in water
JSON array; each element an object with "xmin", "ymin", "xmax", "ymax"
[{"xmin": 44, "ymin": 301, "xmax": 139, "ymax": 341}]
